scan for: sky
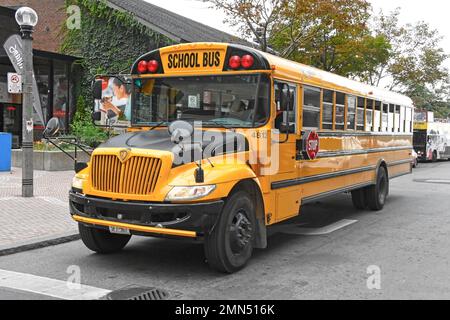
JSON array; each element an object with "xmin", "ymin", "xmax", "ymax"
[{"xmin": 144, "ymin": 0, "xmax": 450, "ymax": 69}]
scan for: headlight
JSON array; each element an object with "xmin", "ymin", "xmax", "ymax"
[
  {"xmin": 72, "ymin": 175, "xmax": 86, "ymax": 190},
  {"xmin": 165, "ymin": 185, "xmax": 216, "ymax": 202}
]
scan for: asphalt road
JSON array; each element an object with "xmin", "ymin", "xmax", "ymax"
[{"xmin": 1, "ymin": 161, "xmax": 450, "ymax": 300}]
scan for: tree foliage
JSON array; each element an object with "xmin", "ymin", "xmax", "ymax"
[{"xmin": 203, "ymin": 0, "xmax": 450, "ymax": 116}]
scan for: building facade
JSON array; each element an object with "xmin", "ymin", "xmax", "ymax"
[
  {"xmin": 0, "ymin": 0, "xmax": 248, "ymax": 148},
  {"xmin": 0, "ymin": 2, "xmax": 77, "ymax": 148}
]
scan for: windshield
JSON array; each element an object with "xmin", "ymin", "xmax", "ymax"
[{"xmin": 132, "ymin": 74, "xmax": 270, "ymax": 128}]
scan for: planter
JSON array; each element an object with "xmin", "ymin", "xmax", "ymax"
[{"xmin": 12, "ymin": 149, "xmax": 91, "ymax": 172}]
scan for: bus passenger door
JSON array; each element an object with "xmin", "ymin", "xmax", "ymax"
[{"xmin": 271, "ymin": 81, "xmax": 301, "ymax": 222}]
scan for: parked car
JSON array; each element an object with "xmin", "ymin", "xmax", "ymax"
[{"xmin": 412, "ymin": 149, "xmax": 419, "ymax": 168}]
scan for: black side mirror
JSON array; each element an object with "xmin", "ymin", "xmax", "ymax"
[
  {"xmin": 93, "ymin": 79, "xmax": 103, "ymax": 100},
  {"xmin": 280, "ymin": 121, "xmax": 295, "ymax": 134},
  {"xmin": 92, "ymin": 111, "xmax": 101, "ymax": 122},
  {"xmin": 43, "ymin": 117, "xmax": 60, "ymax": 138},
  {"xmin": 75, "ymin": 162, "xmax": 88, "ymax": 174}
]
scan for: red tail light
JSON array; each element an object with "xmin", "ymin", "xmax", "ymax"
[
  {"xmin": 147, "ymin": 60, "xmax": 159, "ymax": 73},
  {"xmin": 137, "ymin": 60, "xmax": 148, "ymax": 73},
  {"xmin": 241, "ymin": 55, "xmax": 254, "ymax": 69},
  {"xmin": 229, "ymin": 55, "xmax": 241, "ymax": 69}
]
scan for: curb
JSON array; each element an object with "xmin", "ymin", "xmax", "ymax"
[{"xmin": 0, "ymin": 232, "xmax": 80, "ymax": 257}]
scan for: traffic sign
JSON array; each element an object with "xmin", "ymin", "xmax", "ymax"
[{"xmin": 7, "ymin": 72, "xmax": 22, "ymax": 94}]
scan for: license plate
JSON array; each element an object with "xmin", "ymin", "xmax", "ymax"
[{"xmin": 109, "ymin": 226, "xmax": 131, "ymax": 235}]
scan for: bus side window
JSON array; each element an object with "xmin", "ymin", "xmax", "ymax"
[
  {"xmin": 388, "ymin": 104, "xmax": 395, "ymax": 132},
  {"xmin": 322, "ymin": 89, "xmax": 334, "ymax": 130},
  {"xmin": 374, "ymin": 101, "xmax": 382, "ymax": 132},
  {"xmin": 274, "ymin": 81, "xmax": 297, "ymax": 131},
  {"xmin": 335, "ymin": 92, "xmax": 345, "ymax": 130},
  {"xmin": 366, "ymin": 99, "xmax": 374, "ymax": 132},
  {"xmin": 302, "ymin": 86, "xmax": 321, "ymax": 130},
  {"xmin": 399, "ymin": 106, "xmax": 405, "ymax": 132},
  {"xmin": 357, "ymin": 97, "xmax": 365, "ymax": 131},
  {"xmin": 394, "ymin": 105, "xmax": 400, "ymax": 132},
  {"xmin": 405, "ymin": 107, "xmax": 412, "ymax": 133},
  {"xmin": 347, "ymin": 96, "xmax": 356, "ymax": 130},
  {"xmin": 382, "ymin": 103, "xmax": 389, "ymax": 132}
]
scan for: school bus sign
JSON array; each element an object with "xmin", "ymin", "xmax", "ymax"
[{"xmin": 160, "ymin": 46, "xmax": 226, "ymax": 73}]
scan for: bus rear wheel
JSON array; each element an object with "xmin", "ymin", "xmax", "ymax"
[
  {"xmin": 204, "ymin": 191, "xmax": 255, "ymax": 274},
  {"xmin": 79, "ymin": 223, "xmax": 131, "ymax": 254},
  {"xmin": 351, "ymin": 189, "xmax": 368, "ymax": 210},
  {"xmin": 365, "ymin": 167, "xmax": 388, "ymax": 211}
]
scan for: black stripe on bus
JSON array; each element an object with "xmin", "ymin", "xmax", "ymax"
[
  {"xmin": 271, "ymin": 159, "xmax": 411, "ymax": 190},
  {"xmin": 317, "ymin": 146, "xmax": 412, "ymax": 159},
  {"xmin": 271, "ymin": 165, "xmax": 377, "ymax": 190},
  {"xmin": 318, "ymin": 132, "xmax": 413, "ymax": 138}
]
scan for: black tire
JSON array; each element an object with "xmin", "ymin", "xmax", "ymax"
[
  {"xmin": 365, "ymin": 167, "xmax": 389, "ymax": 211},
  {"xmin": 432, "ymin": 151, "xmax": 438, "ymax": 162},
  {"xmin": 351, "ymin": 188, "xmax": 367, "ymax": 210},
  {"xmin": 79, "ymin": 223, "xmax": 131, "ymax": 254},
  {"xmin": 413, "ymin": 159, "xmax": 418, "ymax": 168},
  {"xmin": 204, "ymin": 191, "xmax": 256, "ymax": 273}
]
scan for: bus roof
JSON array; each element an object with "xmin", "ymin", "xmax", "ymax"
[
  {"xmin": 259, "ymin": 50, "xmax": 414, "ymax": 107},
  {"xmin": 134, "ymin": 42, "xmax": 413, "ymax": 107}
]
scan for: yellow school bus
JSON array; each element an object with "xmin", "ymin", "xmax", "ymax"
[{"xmin": 68, "ymin": 43, "xmax": 414, "ymax": 273}]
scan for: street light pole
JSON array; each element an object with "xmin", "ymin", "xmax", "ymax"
[{"xmin": 15, "ymin": 7, "xmax": 38, "ymax": 198}]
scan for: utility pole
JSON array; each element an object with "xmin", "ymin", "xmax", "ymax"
[{"xmin": 15, "ymin": 7, "xmax": 38, "ymax": 198}]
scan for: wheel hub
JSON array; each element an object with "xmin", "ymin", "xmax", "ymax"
[{"xmin": 229, "ymin": 210, "xmax": 252, "ymax": 254}]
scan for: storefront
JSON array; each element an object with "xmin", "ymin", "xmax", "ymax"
[{"xmin": 0, "ymin": 6, "xmax": 77, "ymax": 148}]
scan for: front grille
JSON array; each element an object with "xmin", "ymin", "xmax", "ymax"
[{"xmin": 91, "ymin": 155, "xmax": 162, "ymax": 195}]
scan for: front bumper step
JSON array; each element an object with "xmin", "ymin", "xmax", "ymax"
[{"xmin": 73, "ymin": 215, "xmax": 197, "ymax": 238}]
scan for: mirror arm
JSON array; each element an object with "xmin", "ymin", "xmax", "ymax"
[{"xmin": 43, "ymin": 137, "xmax": 76, "ymax": 161}]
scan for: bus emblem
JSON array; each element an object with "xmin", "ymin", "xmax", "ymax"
[{"xmin": 119, "ymin": 149, "xmax": 131, "ymax": 162}]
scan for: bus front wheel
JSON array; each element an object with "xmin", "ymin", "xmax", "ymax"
[
  {"xmin": 204, "ymin": 191, "xmax": 255, "ymax": 273},
  {"xmin": 365, "ymin": 167, "xmax": 389, "ymax": 211},
  {"xmin": 79, "ymin": 223, "xmax": 131, "ymax": 254}
]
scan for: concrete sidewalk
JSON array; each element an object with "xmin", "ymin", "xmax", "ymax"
[{"xmin": 0, "ymin": 168, "xmax": 78, "ymax": 255}]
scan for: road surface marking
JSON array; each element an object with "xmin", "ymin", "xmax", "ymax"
[
  {"xmin": 0, "ymin": 269, "xmax": 111, "ymax": 300},
  {"xmin": 280, "ymin": 219, "xmax": 358, "ymax": 236},
  {"xmin": 424, "ymin": 179, "xmax": 450, "ymax": 184}
]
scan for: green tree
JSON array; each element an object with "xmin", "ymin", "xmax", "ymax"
[
  {"xmin": 204, "ymin": 0, "xmax": 390, "ymax": 77},
  {"xmin": 363, "ymin": 9, "xmax": 449, "ymax": 113}
]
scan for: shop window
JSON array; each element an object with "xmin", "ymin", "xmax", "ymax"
[
  {"xmin": 357, "ymin": 97, "xmax": 365, "ymax": 131},
  {"xmin": 303, "ymin": 86, "xmax": 321, "ymax": 129},
  {"xmin": 53, "ymin": 61, "xmax": 69, "ymax": 131},
  {"xmin": 322, "ymin": 89, "xmax": 333, "ymax": 130}
]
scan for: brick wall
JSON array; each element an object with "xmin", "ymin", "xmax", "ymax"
[{"xmin": 0, "ymin": 0, "xmax": 66, "ymax": 53}]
